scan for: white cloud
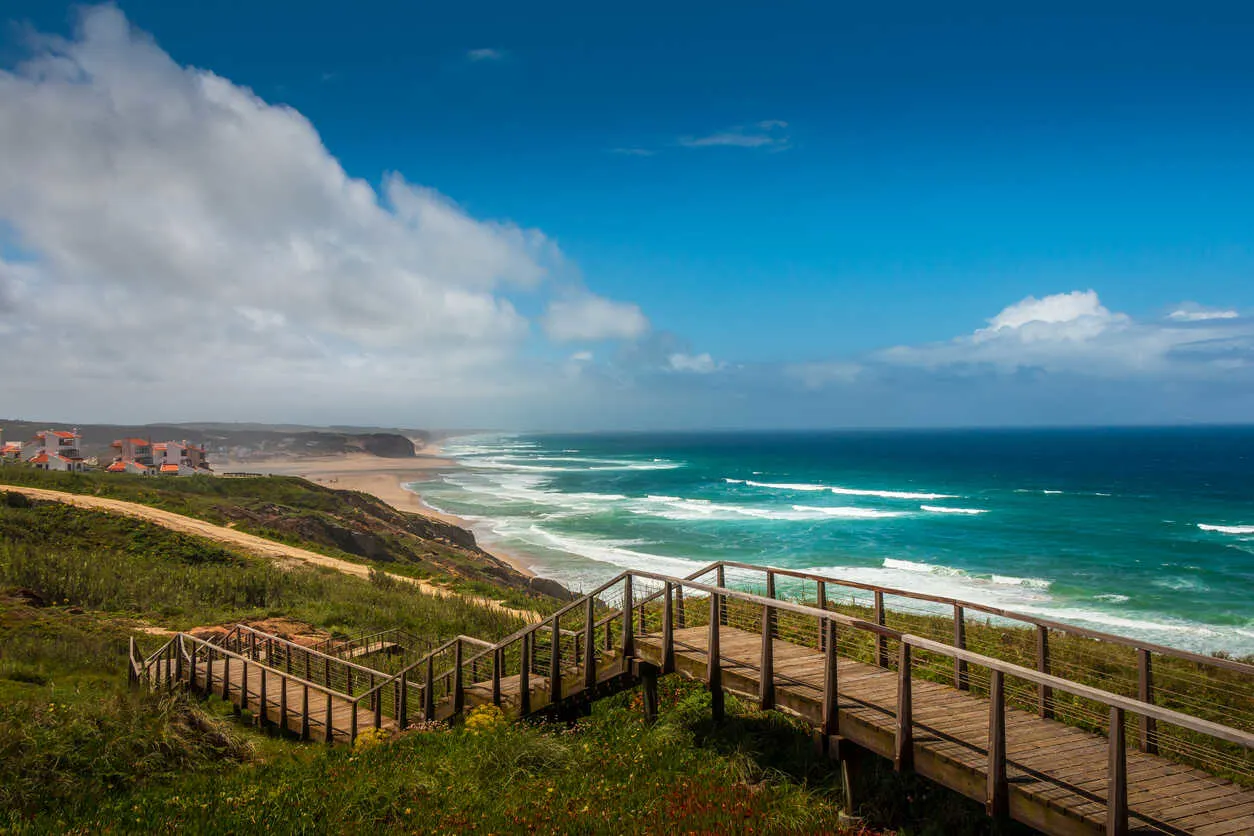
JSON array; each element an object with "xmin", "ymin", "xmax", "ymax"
[
  {"xmin": 667, "ymin": 352, "xmax": 719, "ymax": 373},
  {"xmin": 466, "ymin": 48, "xmax": 504, "ymax": 62},
  {"xmin": 608, "ymin": 147, "xmax": 656, "ymax": 157},
  {"xmin": 0, "ymin": 5, "xmax": 650, "ymax": 421},
  {"xmin": 1167, "ymin": 305, "xmax": 1240, "ymax": 322},
  {"xmin": 879, "ymin": 290, "xmax": 1253, "ymax": 378},
  {"xmin": 678, "ymin": 120, "xmax": 790, "ymax": 150},
  {"xmin": 542, "ymin": 296, "xmax": 649, "ymax": 342}
]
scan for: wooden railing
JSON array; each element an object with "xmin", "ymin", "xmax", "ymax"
[
  {"xmin": 130, "ymin": 559, "xmax": 1254, "ymax": 833},
  {"xmin": 689, "ymin": 560, "xmax": 1254, "ymax": 780}
]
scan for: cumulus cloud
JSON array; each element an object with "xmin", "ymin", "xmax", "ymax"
[
  {"xmin": 678, "ymin": 120, "xmax": 790, "ymax": 150},
  {"xmin": 0, "ymin": 5, "xmax": 648, "ymax": 421},
  {"xmin": 667, "ymin": 352, "xmax": 720, "ymax": 373},
  {"xmin": 466, "ymin": 48, "xmax": 504, "ymax": 61},
  {"xmin": 542, "ymin": 296, "xmax": 650, "ymax": 342},
  {"xmin": 878, "ymin": 290, "xmax": 1252, "ymax": 378}
]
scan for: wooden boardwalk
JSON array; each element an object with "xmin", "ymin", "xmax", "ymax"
[
  {"xmin": 635, "ymin": 626, "xmax": 1254, "ymax": 836},
  {"xmin": 131, "ymin": 561, "xmax": 1254, "ymax": 835}
]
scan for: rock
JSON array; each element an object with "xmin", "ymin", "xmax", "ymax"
[{"xmin": 528, "ymin": 576, "xmax": 576, "ymax": 601}]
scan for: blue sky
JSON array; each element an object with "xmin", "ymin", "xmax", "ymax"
[{"xmin": 1, "ymin": 2, "xmax": 1253, "ymax": 428}]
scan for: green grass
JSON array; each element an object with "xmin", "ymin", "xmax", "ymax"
[
  {"xmin": 0, "ymin": 500, "xmax": 526, "ymax": 640},
  {"xmin": 0, "ymin": 468, "xmax": 553, "ymax": 614}
]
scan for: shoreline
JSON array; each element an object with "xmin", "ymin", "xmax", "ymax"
[{"xmin": 220, "ymin": 445, "xmax": 540, "ymax": 579}]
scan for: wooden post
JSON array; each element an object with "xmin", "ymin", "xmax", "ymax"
[
  {"xmin": 374, "ymin": 684, "xmax": 382, "ymax": 729},
  {"xmin": 874, "ymin": 591, "xmax": 888, "ymax": 667},
  {"xmin": 493, "ymin": 647, "xmax": 504, "ymax": 706},
  {"xmin": 764, "ymin": 571, "xmax": 776, "ymax": 638},
  {"xmin": 1037, "ymin": 625, "xmax": 1052, "ymax": 719},
  {"xmin": 550, "ymin": 616, "xmax": 562, "ymax": 706},
  {"xmin": 759, "ymin": 603, "xmax": 775, "ymax": 710},
  {"xmin": 583, "ymin": 597, "xmax": 596, "ymax": 690},
  {"xmin": 987, "ymin": 670, "xmax": 1007, "ymax": 818},
  {"xmin": 621, "ymin": 576, "xmax": 635, "ymax": 660},
  {"xmin": 399, "ymin": 672, "xmax": 409, "ymax": 729},
  {"xmin": 662, "ymin": 582, "xmax": 675, "ymax": 674},
  {"xmin": 205, "ymin": 645, "xmax": 215, "ymax": 696},
  {"xmin": 1108, "ymin": 707, "xmax": 1129, "ymax": 836},
  {"xmin": 822, "ymin": 620, "xmax": 839, "ymax": 739},
  {"xmin": 1137, "ymin": 649, "xmax": 1157, "ymax": 755},
  {"xmin": 240, "ymin": 659, "xmax": 249, "ymax": 713},
  {"xmin": 349, "ymin": 700, "xmax": 358, "ymax": 746},
  {"xmin": 641, "ymin": 665, "xmax": 659, "ymax": 725},
  {"xmin": 280, "ymin": 675, "xmax": 288, "ymax": 734},
  {"xmin": 716, "ymin": 565, "xmax": 727, "ymax": 626},
  {"xmin": 368, "ymin": 674, "xmax": 376, "ymax": 713},
  {"xmin": 708, "ymin": 592, "xmax": 723, "ymax": 722},
  {"xmin": 174, "ymin": 636, "xmax": 184, "ymax": 685},
  {"xmin": 894, "ymin": 642, "xmax": 913, "ymax": 772},
  {"xmin": 675, "ymin": 585, "xmax": 686, "ymax": 629},
  {"xmin": 453, "ymin": 640, "xmax": 465, "ymax": 716},
  {"xmin": 953, "ymin": 604, "xmax": 968, "ymax": 691},
  {"xmin": 816, "ymin": 581, "xmax": 827, "ymax": 650},
  {"xmin": 259, "ymin": 667, "xmax": 268, "ymax": 727},
  {"xmin": 424, "ymin": 655, "xmax": 435, "ymax": 721},
  {"xmin": 324, "ymin": 691, "xmax": 334, "ymax": 744},
  {"xmin": 519, "ymin": 633, "xmax": 531, "ymax": 715},
  {"xmin": 301, "ymin": 684, "xmax": 310, "ymax": 740},
  {"xmin": 128, "ymin": 637, "xmax": 138, "ymax": 689},
  {"xmin": 223, "ymin": 653, "xmax": 233, "ymax": 706}
]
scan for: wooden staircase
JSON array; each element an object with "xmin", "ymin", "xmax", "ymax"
[{"xmin": 131, "ymin": 561, "xmax": 1254, "ymax": 835}]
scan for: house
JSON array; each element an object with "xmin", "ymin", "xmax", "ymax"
[
  {"xmin": 152, "ymin": 440, "xmax": 212, "ymax": 476},
  {"xmin": 0, "ymin": 428, "xmax": 22, "ymax": 463},
  {"xmin": 107, "ymin": 437, "xmax": 155, "ymax": 475},
  {"xmin": 26, "ymin": 429, "xmax": 88, "ymax": 472}
]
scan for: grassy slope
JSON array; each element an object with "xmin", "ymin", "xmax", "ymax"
[
  {"xmin": 2, "ymin": 496, "xmax": 954, "ymax": 835},
  {"xmin": 0, "ymin": 466, "xmax": 549, "ymax": 611}
]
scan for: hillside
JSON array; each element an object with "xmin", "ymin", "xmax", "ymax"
[
  {"xmin": 0, "ymin": 468, "xmax": 569, "ymax": 603},
  {"xmin": 0, "ymin": 491, "xmax": 913, "ymax": 835}
]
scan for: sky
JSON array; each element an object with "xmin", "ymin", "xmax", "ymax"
[{"xmin": 1, "ymin": 1, "xmax": 1253, "ymax": 429}]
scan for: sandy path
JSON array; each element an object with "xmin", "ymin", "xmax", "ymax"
[{"xmin": 3, "ymin": 485, "xmax": 540, "ymax": 623}]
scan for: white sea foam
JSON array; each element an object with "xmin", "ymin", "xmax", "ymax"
[
  {"xmin": 468, "ymin": 458, "xmax": 682, "ymax": 473},
  {"xmin": 1042, "ymin": 490, "xmax": 1063, "ymax": 495},
  {"xmin": 735, "ymin": 479, "xmax": 956, "ymax": 500},
  {"xmin": 627, "ymin": 496, "xmax": 906, "ymax": 522},
  {"xmin": 1094, "ymin": 593, "xmax": 1131, "ymax": 604},
  {"xmin": 920, "ymin": 505, "xmax": 989, "ymax": 515},
  {"xmin": 1197, "ymin": 523, "xmax": 1254, "ymax": 535}
]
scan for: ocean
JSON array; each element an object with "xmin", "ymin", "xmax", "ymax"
[{"xmin": 413, "ymin": 428, "xmax": 1254, "ymax": 656}]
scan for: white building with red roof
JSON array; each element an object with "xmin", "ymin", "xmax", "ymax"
[
  {"xmin": 152, "ymin": 440, "xmax": 212, "ymax": 476},
  {"xmin": 26, "ymin": 429, "xmax": 87, "ymax": 472},
  {"xmin": 106, "ymin": 437, "xmax": 155, "ymax": 475}
]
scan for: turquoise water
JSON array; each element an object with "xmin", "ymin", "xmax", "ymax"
[{"xmin": 414, "ymin": 429, "xmax": 1254, "ymax": 655}]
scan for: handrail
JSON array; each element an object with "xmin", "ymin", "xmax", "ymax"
[
  {"xmin": 178, "ymin": 632, "xmax": 354, "ymax": 701},
  {"xmin": 903, "ymin": 634, "xmax": 1254, "ymax": 749},
  {"xmin": 232, "ymin": 624, "xmax": 395, "ymax": 679},
  {"xmin": 710, "ymin": 559, "xmax": 1254, "ymax": 676}
]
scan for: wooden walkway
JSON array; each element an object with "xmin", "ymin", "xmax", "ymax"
[
  {"xmin": 131, "ymin": 561, "xmax": 1254, "ymax": 835},
  {"xmin": 635, "ymin": 626, "xmax": 1254, "ymax": 836}
]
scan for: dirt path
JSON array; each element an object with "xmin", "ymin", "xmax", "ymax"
[{"xmin": 4, "ymin": 485, "xmax": 540, "ymax": 623}]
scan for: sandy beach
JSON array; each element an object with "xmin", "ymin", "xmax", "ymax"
[{"xmin": 222, "ymin": 445, "xmax": 538, "ymax": 577}]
